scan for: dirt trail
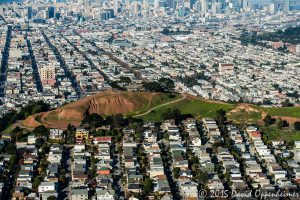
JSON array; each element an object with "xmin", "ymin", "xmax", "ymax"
[
  {"xmin": 133, "ymin": 94, "xmax": 187, "ymax": 117},
  {"xmin": 20, "ymin": 91, "xmax": 167, "ymax": 129}
]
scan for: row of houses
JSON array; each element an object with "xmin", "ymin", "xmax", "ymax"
[
  {"xmin": 12, "ymin": 135, "xmax": 38, "ymax": 199},
  {"xmin": 143, "ymin": 123, "xmax": 171, "ymax": 197},
  {"xmin": 246, "ymin": 127, "xmax": 298, "ymax": 190},
  {"xmin": 196, "ymin": 118, "xmax": 225, "ymax": 191},
  {"xmin": 122, "ymin": 129, "xmax": 142, "ymax": 196},
  {"xmin": 70, "ymin": 144, "xmax": 89, "ymax": 200},
  {"xmin": 37, "ymin": 144, "xmax": 63, "ymax": 199},
  {"xmin": 202, "ymin": 118, "xmax": 223, "ymax": 144},
  {"xmin": 69, "ymin": 138, "xmax": 116, "ymax": 200},
  {"xmin": 94, "ymin": 136, "xmax": 115, "ymax": 200},
  {"xmin": 4, "ymin": 29, "xmax": 39, "ymax": 110},
  {"xmin": 11, "ymin": 137, "xmax": 62, "ymax": 199},
  {"xmin": 162, "ymin": 120, "xmax": 199, "ymax": 199}
]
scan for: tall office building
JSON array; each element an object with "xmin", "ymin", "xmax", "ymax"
[
  {"xmin": 114, "ymin": 0, "xmax": 118, "ymax": 16},
  {"xmin": 154, "ymin": 0, "xmax": 160, "ymax": 8},
  {"xmin": 272, "ymin": 0, "xmax": 291, "ymax": 12},
  {"xmin": 190, "ymin": 0, "xmax": 197, "ymax": 9},
  {"xmin": 132, "ymin": 1, "xmax": 140, "ymax": 15},
  {"xmin": 48, "ymin": 7, "xmax": 55, "ymax": 19},
  {"xmin": 125, "ymin": 0, "xmax": 130, "ymax": 10},
  {"xmin": 194, "ymin": 0, "xmax": 201, "ymax": 12},
  {"xmin": 101, "ymin": 9, "xmax": 114, "ymax": 20},
  {"xmin": 166, "ymin": 0, "xmax": 174, "ymax": 8},
  {"xmin": 27, "ymin": 6, "xmax": 32, "ymax": 20},
  {"xmin": 239, "ymin": 0, "xmax": 249, "ymax": 9},
  {"xmin": 290, "ymin": 0, "xmax": 300, "ymax": 10},
  {"xmin": 142, "ymin": 0, "xmax": 148, "ymax": 13},
  {"xmin": 200, "ymin": 0, "xmax": 207, "ymax": 13},
  {"xmin": 178, "ymin": 4, "xmax": 185, "ymax": 17},
  {"xmin": 211, "ymin": 1, "xmax": 222, "ymax": 13},
  {"xmin": 283, "ymin": 0, "xmax": 290, "ymax": 12}
]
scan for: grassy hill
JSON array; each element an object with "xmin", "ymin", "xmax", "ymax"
[
  {"xmin": 140, "ymin": 95, "xmax": 233, "ymax": 122},
  {"xmin": 258, "ymin": 106, "xmax": 300, "ymax": 119},
  {"xmin": 20, "ymin": 91, "xmax": 300, "ymax": 130},
  {"xmin": 21, "ymin": 91, "xmax": 180, "ymax": 129}
]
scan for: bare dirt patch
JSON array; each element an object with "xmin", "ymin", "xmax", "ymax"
[
  {"xmin": 227, "ymin": 103, "xmax": 266, "ymax": 124},
  {"xmin": 21, "ymin": 91, "xmax": 158, "ymax": 129}
]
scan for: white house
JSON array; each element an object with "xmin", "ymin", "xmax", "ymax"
[{"xmin": 38, "ymin": 182, "xmax": 56, "ymax": 193}]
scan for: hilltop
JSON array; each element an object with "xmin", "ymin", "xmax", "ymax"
[
  {"xmin": 20, "ymin": 91, "xmax": 300, "ymax": 129},
  {"xmin": 21, "ymin": 91, "xmax": 180, "ymax": 129}
]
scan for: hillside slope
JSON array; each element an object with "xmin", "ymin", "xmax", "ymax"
[
  {"xmin": 20, "ymin": 90, "xmax": 300, "ymax": 129},
  {"xmin": 22, "ymin": 90, "xmax": 179, "ymax": 129}
]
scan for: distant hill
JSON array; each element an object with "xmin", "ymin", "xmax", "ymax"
[
  {"xmin": 262, "ymin": 26, "xmax": 300, "ymax": 44},
  {"xmin": 240, "ymin": 26, "xmax": 300, "ymax": 46}
]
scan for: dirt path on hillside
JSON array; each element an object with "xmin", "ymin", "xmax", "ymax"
[
  {"xmin": 133, "ymin": 94, "xmax": 187, "ymax": 117},
  {"xmin": 197, "ymin": 105, "xmax": 226, "ymax": 119}
]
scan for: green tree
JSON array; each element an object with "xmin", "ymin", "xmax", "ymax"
[
  {"xmin": 81, "ymin": 113, "xmax": 105, "ymax": 130},
  {"xmin": 287, "ymin": 141, "xmax": 295, "ymax": 149},
  {"xmin": 142, "ymin": 81, "xmax": 164, "ymax": 92},
  {"xmin": 263, "ymin": 115, "xmax": 276, "ymax": 126},
  {"xmin": 161, "ymin": 109, "xmax": 182, "ymax": 124},
  {"xmin": 161, "ymin": 28, "xmax": 170, "ymax": 35},
  {"xmin": 47, "ymin": 196, "xmax": 57, "ymax": 200},
  {"xmin": 142, "ymin": 177, "xmax": 153, "ymax": 195},
  {"xmin": 32, "ymin": 125, "xmax": 49, "ymax": 137},
  {"xmin": 66, "ymin": 124, "xmax": 76, "ymax": 144},
  {"xmin": 119, "ymin": 76, "xmax": 132, "ymax": 84},
  {"xmin": 196, "ymin": 169, "xmax": 208, "ymax": 184},
  {"xmin": 8, "ymin": 155, "xmax": 17, "ymax": 171},
  {"xmin": 32, "ymin": 177, "xmax": 42, "ymax": 189},
  {"xmin": 277, "ymin": 119, "xmax": 289, "ymax": 129},
  {"xmin": 173, "ymin": 167, "xmax": 180, "ymax": 179},
  {"xmin": 112, "ymin": 114, "xmax": 124, "ymax": 128},
  {"xmin": 214, "ymin": 109, "xmax": 227, "ymax": 124},
  {"xmin": 158, "ymin": 78, "xmax": 175, "ymax": 92},
  {"xmin": 110, "ymin": 81, "xmax": 125, "ymax": 90},
  {"xmin": 0, "ymin": 111, "xmax": 17, "ymax": 132},
  {"xmin": 35, "ymin": 137, "xmax": 45, "ymax": 148},
  {"xmin": 6, "ymin": 143, "xmax": 16, "ymax": 155},
  {"xmin": 0, "ymin": 101, "xmax": 50, "ymax": 132},
  {"xmin": 294, "ymin": 122, "xmax": 300, "ymax": 131},
  {"xmin": 281, "ymin": 99, "xmax": 293, "ymax": 107}
]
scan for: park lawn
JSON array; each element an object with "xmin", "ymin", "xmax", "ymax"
[
  {"xmin": 141, "ymin": 97, "xmax": 233, "ymax": 122},
  {"xmin": 257, "ymin": 106, "xmax": 300, "ymax": 118},
  {"xmin": 127, "ymin": 93, "xmax": 181, "ymax": 116},
  {"xmin": 149, "ymin": 93, "xmax": 181, "ymax": 108},
  {"xmin": 260, "ymin": 125, "xmax": 300, "ymax": 142}
]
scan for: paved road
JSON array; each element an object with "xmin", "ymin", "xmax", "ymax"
[
  {"xmin": 41, "ymin": 29, "xmax": 84, "ymax": 98},
  {"xmin": 0, "ymin": 25, "xmax": 12, "ymax": 97},
  {"xmin": 26, "ymin": 33, "xmax": 43, "ymax": 92},
  {"xmin": 159, "ymin": 142, "xmax": 182, "ymax": 200},
  {"xmin": 71, "ymin": 30, "xmax": 114, "ymax": 86},
  {"xmin": 133, "ymin": 94, "xmax": 187, "ymax": 117}
]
